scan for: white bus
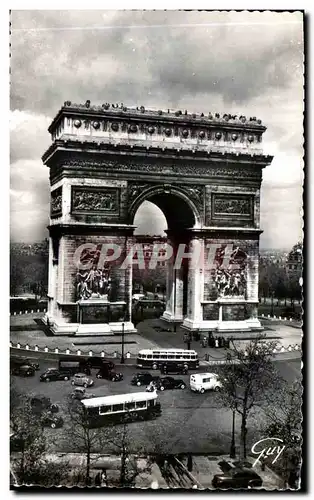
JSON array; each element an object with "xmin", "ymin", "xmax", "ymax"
[
  {"xmin": 136, "ymin": 349, "xmax": 199, "ymax": 370},
  {"xmin": 81, "ymin": 391, "xmax": 161, "ymax": 427}
]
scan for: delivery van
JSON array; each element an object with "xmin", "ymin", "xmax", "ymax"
[{"xmin": 190, "ymin": 373, "xmax": 222, "ymax": 393}]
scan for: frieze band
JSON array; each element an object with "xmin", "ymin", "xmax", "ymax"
[{"xmin": 50, "ymin": 157, "xmax": 263, "ymax": 182}]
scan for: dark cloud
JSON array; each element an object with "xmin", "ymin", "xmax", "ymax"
[{"xmin": 10, "ymin": 10, "xmax": 303, "ymax": 114}]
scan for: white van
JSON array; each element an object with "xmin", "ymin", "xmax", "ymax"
[{"xmin": 190, "ymin": 373, "xmax": 222, "ymax": 393}]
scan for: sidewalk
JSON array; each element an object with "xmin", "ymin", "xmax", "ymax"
[
  {"xmin": 10, "ymin": 313, "xmax": 302, "ymax": 361},
  {"xmin": 10, "ymin": 452, "xmax": 285, "ymax": 489}
]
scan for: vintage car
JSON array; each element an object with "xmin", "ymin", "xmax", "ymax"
[
  {"xmin": 40, "ymin": 368, "xmax": 72, "ymax": 382},
  {"xmin": 212, "ymin": 468, "xmax": 263, "ymax": 489},
  {"xmin": 96, "ymin": 368, "xmax": 123, "ymax": 382},
  {"xmin": 41, "ymin": 412, "xmax": 64, "ymax": 429},
  {"xmin": 71, "ymin": 373, "xmax": 94, "ymax": 388},
  {"xmin": 131, "ymin": 373, "xmax": 161, "ymax": 387},
  {"xmin": 147, "ymin": 377, "xmax": 186, "ymax": 392},
  {"xmin": 31, "ymin": 396, "xmax": 59, "ymax": 414}
]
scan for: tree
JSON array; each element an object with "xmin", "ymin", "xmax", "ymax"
[
  {"xmin": 10, "ymin": 387, "xmax": 68, "ymax": 486},
  {"xmin": 108, "ymin": 421, "xmax": 139, "ymax": 487},
  {"xmin": 65, "ymin": 398, "xmax": 110, "ymax": 486},
  {"xmin": 262, "ymin": 379, "xmax": 303, "ymax": 488},
  {"xmin": 132, "ymin": 266, "xmax": 166, "ymax": 294},
  {"xmin": 10, "ymin": 395, "xmax": 45, "ymax": 485},
  {"xmin": 216, "ymin": 336, "xmax": 282, "ymax": 461},
  {"xmin": 10, "ymin": 258, "xmax": 26, "ymax": 296}
]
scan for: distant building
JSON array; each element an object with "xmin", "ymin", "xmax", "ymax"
[{"xmin": 286, "ymin": 242, "xmax": 303, "ymax": 277}]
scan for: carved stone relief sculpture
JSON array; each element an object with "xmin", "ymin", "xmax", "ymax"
[
  {"xmin": 213, "ymin": 195, "xmax": 252, "ymax": 215},
  {"xmin": 127, "ymin": 183, "xmax": 151, "ymax": 207},
  {"xmin": 51, "ymin": 187, "xmax": 62, "ymax": 217},
  {"xmin": 76, "ymin": 266, "xmax": 112, "ymax": 301},
  {"xmin": 72, "ymin": 187, "xmax": 119, "ymax": 213},
  {"xmin": 210, "ymin": 246, "xmax": 248, "ymax": 299}
]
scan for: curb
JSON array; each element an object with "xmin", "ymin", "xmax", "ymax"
[
  {"xmin": 10, "ymin": 341, "xmax": 302, "ymax": 365},
  {"xmin": 9, "ymin": 340, "xmax": 301, "ymax": 357}
]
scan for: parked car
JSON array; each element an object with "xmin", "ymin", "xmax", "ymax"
[
  {"xmin": 147, "ymin": 377, "xmax": 186, "ymax": 392},
  {"xmin": 31, "ymin": 396, "xmax": 59, "ymax": 414},
  {"xmin": 190, "ymin": 373, "xmax": 222, "ymax": 394},
  {"xmin": 70, "ymin": 387, "xmax": 96, "ymax": 401},
  {"xmin": 41, "ymin": 412, "xmax": 64, "ymax": 429},
  {"xmin": 10, "ymin": 433, "xmax": 24, "ymax": 452},
  {"xmin": 11, "ymin": 364, "xmax": 35, "ymax": 377},
  {"xmin": 40, "ymin": 368, "xmax": 72, "ymax": 382},
  {"xmin": 160, "ymin": 362, "xmax": 188, "ymax": 375},
  {"xmin": 131, "ymin": 372, "xmax": 160, "ymax": 387},
  {"xmin": 96, "ymin": 368, "xmax": 123, "ymax": 381},
  {"xmin": 11, "ymin": 357, "xmax": 39, "ymax": 371},
  {"xmin": 71, "ymin": 373, "xmax": 94, "ymax": 388},
  {"xmin": 212, "ymin": 468, "xmax": 263, "ymax": 489},
  {"xmin": 85, "ymin": 357, "xmax": 115, "ymax": 370}
]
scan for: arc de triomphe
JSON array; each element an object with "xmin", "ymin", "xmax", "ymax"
[{"xmin": 42, "ymin": 102, "xmax": 273, "ymax": 336}]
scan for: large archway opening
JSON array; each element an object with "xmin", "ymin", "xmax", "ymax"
[{"xmin": 131, "ymin": 190, "xmax": 198, "ymax": 324}]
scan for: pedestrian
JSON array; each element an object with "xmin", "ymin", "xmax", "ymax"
[
  {"xmin": 101, "ymin": 469, "xmax": 107, "ymax": 486},
  {"xmin": 94, "ymin": 472, "xmax": 101, "ymax": 486},
  {"xmin": 215, "ymin": 338, "xmax": 219, "ymax": 348},
  {"xmin": 187, "ymin": 454, "xmax": 193, "ymax": 472},
  {"xmin": 208, "ymin": 332, "xmax": 214, "ymax": 347}
]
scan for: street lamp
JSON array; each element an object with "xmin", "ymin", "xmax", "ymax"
[
  {"xmin": 184, "ymin": 332, "xmax": 191, "ymax": 350},
  {"xmin": 120, "ymin": 322, "xmax": 125, "ymax": 364},
  {"xmin": 228, "ymin": 349, "xmax": 236, "ymax": 459},
  {"xmin": 271, "ymin": 291, "xmax": 275, "ymax": 317}
]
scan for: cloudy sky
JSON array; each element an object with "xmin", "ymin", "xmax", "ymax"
[{"xmin": 10, "ymin": 10, "xmax": 304, "ymax": 249}]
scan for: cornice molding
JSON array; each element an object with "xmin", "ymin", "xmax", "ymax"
[{"xmin": 42, "ymin": 139, "xmax": 273, "ymax": 166}]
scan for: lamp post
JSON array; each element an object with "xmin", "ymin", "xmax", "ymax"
[
  {"xmin": 228, "ymin": 347, "xmax": 236, "ymax": 459},
  {"xmin": 184, "ymin": 332, "xmax": 191, "ymax": 350},
  {"xmin": 271, "ymin": 290, "xmax": 275, "ymax": 317},
  {"xmin": 173, "ymin": 267, "xmax": 177, "ymax": 333},
  {"xmin": 120, "ymin": 322, "xmax": 125, "ymax": 364}
]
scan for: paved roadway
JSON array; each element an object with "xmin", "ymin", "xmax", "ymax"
[{"xmin": 11, "ymin": 354, "xmax": 301, "ymax": 455}]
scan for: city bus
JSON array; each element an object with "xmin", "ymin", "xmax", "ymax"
[
  {"xmin": 136, "ymin": 349, "xmax": 199, "ymax": 370},
  {"xmin": 81, "ymin": 391, "xmax": 161, "ymax": 428}
]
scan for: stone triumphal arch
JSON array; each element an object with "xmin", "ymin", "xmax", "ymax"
[{"xmin": 42, "ymin": 102, "xmax": 273, "ymax": 335}]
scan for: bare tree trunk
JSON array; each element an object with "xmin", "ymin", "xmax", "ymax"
[
  {"xmin": 120, "ymin": 450, "xmax": 126, "ymax": 486},
  {"xmin": 20, "ymin": 448, "xmax": 26, "ymax": 483},
  {"xmin": 240, "ymin": 413, "xmax": 248, "ymax": 461},
  {"xmin": 86, "ymin": 448, "xmax": 91, "ymax": 486}
]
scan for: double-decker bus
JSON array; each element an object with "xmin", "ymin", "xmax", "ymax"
[
  {"xmin": 81, "ymin": 391, "xmax": 161, "ymax": 427},
  {"xmin": 136, "ymin": 349, "xmax": 199, "ymax": 370}
]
